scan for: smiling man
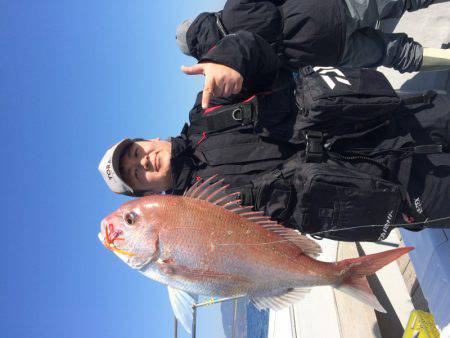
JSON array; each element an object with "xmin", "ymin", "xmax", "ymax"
[{"xmin": 98, "ymin": 138, "xmax": 173, "ymax": 196}]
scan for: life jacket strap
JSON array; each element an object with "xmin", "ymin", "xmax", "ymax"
[{"xmin": 189, "ymin": 97, "xmax": 258, "ymax": 135}]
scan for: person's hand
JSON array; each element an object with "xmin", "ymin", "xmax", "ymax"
[{"xmin": 181, "ymin": 62, "xmax": 243, "ymax": 109}]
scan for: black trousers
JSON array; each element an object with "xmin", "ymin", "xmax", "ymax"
[
  {"xmin": 339, "ymin": 0, "xmax": 435, "ymax": 72},
  {"xmin": 403, "ymin": 93, "xmax": 450, "ymax": 225},
  {"xmin": 321, "ymin": 91, "xmax": 450, "ymax": 238}
]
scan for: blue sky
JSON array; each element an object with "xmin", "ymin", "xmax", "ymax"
[{"xmin": 1, "ymin": 1, "xmax": 227, "ymax": 337}]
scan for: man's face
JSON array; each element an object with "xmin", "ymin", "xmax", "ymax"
[{"xmin": 119, "ymin": 139, "xmax": 172, "ymax": 193}]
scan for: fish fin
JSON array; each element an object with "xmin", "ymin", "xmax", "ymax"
[
  {"xmin": 183, "ymin": 176, "xmax": 322, "ymax": 258},
  {"xmin": 259, "ymin": 226, "xmax": 322, "ymax": 258},
  {"xmin": 183, "ymin": 176, "xmax": 239, "ymax": 206},
  {"xmin": 335, "ymin": 246, "xmax": 414, "ymax": 313},
  {"xmin": 250, "ymin": 288, "xmax": 310, "ymax": 311},
  {"xmin": 184, "ymin": 175, "xmax": 223, "ymax": 199},
  {"xmin": 167, "ymin": 287, "xmax": 198, "ymax": 334}
]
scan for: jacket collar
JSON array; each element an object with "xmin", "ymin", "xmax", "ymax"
[{"xmin": 169, "ymin": 125, "xmax": 202, "ymax": 194}]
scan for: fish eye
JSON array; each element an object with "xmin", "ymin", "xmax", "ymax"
[{"xmin": 124, "ymin": 211, "xmax": 138, "ymax": 226}]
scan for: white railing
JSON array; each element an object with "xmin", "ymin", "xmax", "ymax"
[{"xmin": 173, "ymin": 296, "xmax": 245, "ymax": 338}]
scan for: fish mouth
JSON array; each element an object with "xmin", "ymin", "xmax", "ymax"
[{"xmin": 99, "ymin": 224, "xmax": 136, "ymax": 257}]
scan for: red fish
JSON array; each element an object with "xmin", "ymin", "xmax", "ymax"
[{"xmin": 99, "ymin": 176, "xmax": 413, "ymax": 332}]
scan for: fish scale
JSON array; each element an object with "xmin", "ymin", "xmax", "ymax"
[
  {"xmin": 156, "ymin": 198, "xmax": 288, "ymax": 295},
  {"xmin": 162, "ymin": 198, "xmax": 313, "ymax": 286}
]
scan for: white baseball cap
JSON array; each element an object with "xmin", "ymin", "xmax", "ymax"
[
  {"xmin": 176, "ymin": 19, "xmax": 193, "ymax": 56},
  {"xmin": 98, "ymin": 138, "xmax": 135, "ymax": 195}
]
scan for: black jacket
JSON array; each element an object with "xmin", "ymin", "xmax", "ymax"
[
  {"xmin": 169, "ymin": 75, "xmax": 300, "ymax": 196},
  {"xmin": 168, "ymin": 71, "xmax": 450, "ymax": 242},
  {"xmin": 186, "ymin": 0, "xmax": 346, "ymax": 91}
]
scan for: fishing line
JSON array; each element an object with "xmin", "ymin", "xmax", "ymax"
[
  {"xmin": 162, "ymin": 227, "xmax": 291, "ymax": 247},
  {"xmin": 138, "ymin": 213, "xmax": 450, "ymax": 249},
  {"xmin": 214, "ymin": 215, "xmax": 450, "ymax": 247},
  {"xmin": 216, "ymin": 239, "xmax": 293, "ymax": 247},
  {"xmin": 308, "ymin": 215, "xmax": 450, "ymax": 237},
  {"xmin": 169, "ymin": 227, "xmax": 205, "ymax": 231}
]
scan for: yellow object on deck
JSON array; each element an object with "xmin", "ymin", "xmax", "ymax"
[{"xmin": 403, "ymin": 310, "xmax": 440, "ymax": 338}]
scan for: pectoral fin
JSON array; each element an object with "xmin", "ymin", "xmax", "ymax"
[{"xmin": 167, "ymin": 287, "xmax": 198, "ymax": 334}]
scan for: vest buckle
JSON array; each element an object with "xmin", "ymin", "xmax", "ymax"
[{"xmin": 305, "ymin": 131, "xmax": 324, "ymax": 163}]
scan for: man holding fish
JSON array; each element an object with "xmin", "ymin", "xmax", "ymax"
[
  {"xmin": 96, "ymin": 78, "xmax": 449, "ymax": 330},
  {"xmin": 99, "ymin": 0, "xmax": 450, "ymax": 242},
  {"xmin": 96, "ymin": 0, "xmax": 450, "ymax": 333}
]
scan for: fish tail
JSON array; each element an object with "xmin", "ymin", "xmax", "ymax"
[{"xmin": 335, "ymin": 246, "xmax": 414, "ymax": 313}]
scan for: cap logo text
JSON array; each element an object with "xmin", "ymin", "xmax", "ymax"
[{"xmin": 106, "ymin": 164, "xmax": 113, "ymax": 180}]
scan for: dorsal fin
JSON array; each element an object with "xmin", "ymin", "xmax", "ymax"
[
  {"xmin": 183, "ymin": 175, "xmax": 218, "ymax": 198},
  {"xmin": 183, "ymin": 176, "xmax": 322, "ymax": 258}
]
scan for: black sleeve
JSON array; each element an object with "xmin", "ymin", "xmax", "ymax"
[
  {"xmin": 199, "ymin": 31, "xmax": 281, "ymax": 92},
  {"xmin": 221, "ymin": 0, "xmax": 284, "ymax": 43}
]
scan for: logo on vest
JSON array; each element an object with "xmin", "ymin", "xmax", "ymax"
[
  {"xmin": 314, "ymin": 67, "xmax": 351, "ymax": 90},
  {"xmin": 377, "ymin": 210, "xmax": 394, "ymax": 241},
  {"xmin": 414, "ymin": 197, "xmax": 423, "ymax": 214}
]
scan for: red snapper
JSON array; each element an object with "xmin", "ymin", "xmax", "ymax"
[{"xmin": 99, "ymin": 177, "xmax": 413, "ymax": 332}]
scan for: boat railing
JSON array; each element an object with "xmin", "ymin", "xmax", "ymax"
[{"xmin": 173, "ymin": 296, "xmax": 245, "ymax": 338}]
